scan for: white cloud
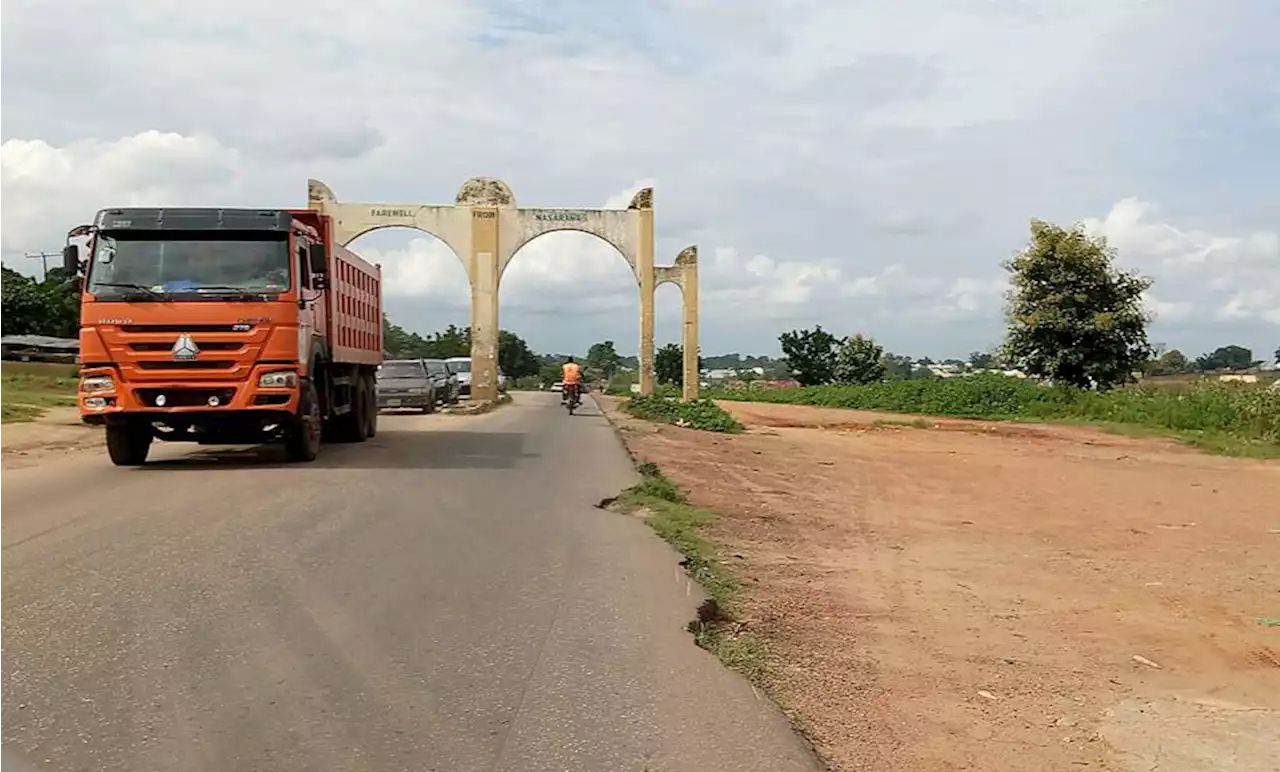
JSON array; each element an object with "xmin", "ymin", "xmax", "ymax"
[
  {"xmin": 0, "ymin": 132, "xmax": 247, "ymax": 253},
  {"xmin": 2, "ymin": 0, "xmax": 1276, "ymax": 357},
  {"xmin": 1083, "ymin": 197, "xmax": 1280, "ymax": 328},
  {"xmin": 1084, "ymin": 197, "xmax": 1278, "ymax": 270}
]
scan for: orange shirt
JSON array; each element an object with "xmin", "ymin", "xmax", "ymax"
[{"xmin": 562, "ymin": 362, "xmax": 583, "ymax": 384}]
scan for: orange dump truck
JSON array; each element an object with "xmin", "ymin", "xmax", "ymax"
[{"xmin": 65, "ymin": 207, "xmax": 382, "ymax": 465}]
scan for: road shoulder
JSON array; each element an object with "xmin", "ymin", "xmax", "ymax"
[
  {"xmin": 2, "ymin": 407, "xmax": 103, "ymax": 469},
  {"xmin": 598, "ymin": 395, "xmax": 1280, "ymax": 772}
]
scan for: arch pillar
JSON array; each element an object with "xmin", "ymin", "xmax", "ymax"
[
  {"xmin": 455, "ymin": 178, "xmax": 517, "ymax": 403},
  {"xmin": 632, "ymin": 190, "xmax": 656, "ymax": 397},
  {"xmin": 654, "ymin": 245, "xmax": 701, "ymax": 401}
]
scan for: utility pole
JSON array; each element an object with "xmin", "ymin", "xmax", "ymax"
[{"xmin": 23, "ymin": 251, "xmax": 59, "ymax": 281}]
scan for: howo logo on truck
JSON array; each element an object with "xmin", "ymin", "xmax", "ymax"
[{"xmin": 171, "ymin": 334, "xmax": 200, "ymax": 360}]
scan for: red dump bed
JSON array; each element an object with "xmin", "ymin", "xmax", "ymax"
[
  {"xmin": 327, "ymin": 242, "xmax": 382, "ymax": 366},
  {"xmin": 288, "ymin": 209, "xmax": 383, "ymax": 366}
]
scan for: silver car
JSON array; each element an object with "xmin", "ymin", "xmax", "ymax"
[{"xmin": 445, "ymin": 356, "xmax": 472, "ymax": 398}]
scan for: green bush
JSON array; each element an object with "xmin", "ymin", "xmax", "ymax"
[
  {"xmin": 709, "ymin": 374, "xmax": 1280, "ymax": 451},
  {"xmin": 623, "ymin": 394, "xmax": 745, "ymax": 433},
  {"xmin": 712, "ymin": 373, "xmax": 1064, "ymax": 418},
  {"xmin": 607, "ymin": 382, "xmax": 681, "ymax": 398}
]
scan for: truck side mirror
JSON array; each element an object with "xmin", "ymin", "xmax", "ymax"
[
  {"xmin": 62, "ymin": 245, "xmax": 80, "ymax": 275},
  {"xmin": 308, "ymin": 243, "xmax": 327, "ymax": 275}
]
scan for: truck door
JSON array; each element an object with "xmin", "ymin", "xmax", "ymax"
[{"xmin": 296, "ymin": 238, "xmax": 316, "ymax": 370}]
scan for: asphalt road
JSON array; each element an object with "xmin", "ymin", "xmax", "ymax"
[{"xmin": 2, "ymin": 393, "xmax": 823, "ymax": 772}]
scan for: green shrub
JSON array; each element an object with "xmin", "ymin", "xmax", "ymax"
[
  {"xmin": 712, "ymin": 373, "xmax": 1064, "ymax": 418},
  {"xmin": 605, "ymin": 382, "xmax": 679, "ymax": 398},
  {"xmin": 623, "ymin": 394, "xmax": 744, "ymax": 433}
]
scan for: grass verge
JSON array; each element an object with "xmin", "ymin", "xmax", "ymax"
[
  {"xmin": 609, "ymin": 460, "xmax": 767, "ymax": 683},
  {"xmin": 1, "ymin": 362, "xmax": 79, "ymax": 423},
  {"xmin": 621, "ymin": 394, "xmax": 745, "ymax": 433},
  {"xmin": 711, "ymin": 373, "xmax": 1280, "ymax": 458}
]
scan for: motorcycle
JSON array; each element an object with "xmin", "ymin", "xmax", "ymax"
[{"xmin": 563, "ymin": 382, "xmax": 582, "ymax": 414}]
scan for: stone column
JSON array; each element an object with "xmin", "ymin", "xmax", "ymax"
[
  {"xmin": 635, "ymin": 204, "xmax": 656, "ymax": 397},
  {"xmin": 678, "ymin": 246, "xmax": 700, "ymax": 401},
  {"xmin": 469, "ymin": 207, "xmax": 501, "ymax": 402}
]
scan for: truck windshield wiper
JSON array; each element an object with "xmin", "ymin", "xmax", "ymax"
[
  {"xmin": 93, "ymin": 282, "xmax": 165, "ymax": 300},
  {"xmin": 193, "ymin": 285, "xmax": 278, "ymax": 300}
]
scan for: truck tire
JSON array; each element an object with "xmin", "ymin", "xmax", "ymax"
[
  {"xmin": 105, "ymin": 422, "xmax": 152, "ymax": 466},
  {"xmin": 353, "ymin": 376, "xmax": 371, "ymax": 441},
  {"xmin": 285, "ymin": 380, "xmax": 322, "ymax": 462},
  {"xmin": 364, "ymin": 373, "xmax": 378, "ymax": 438},
  {"xmin": 329, "ymin": 376, "xmax": 365, "ymax": 443}
]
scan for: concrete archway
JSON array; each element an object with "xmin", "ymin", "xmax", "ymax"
[{"xmin": 307, "ymin": 178, "xmax": 701, "ymax": 402}]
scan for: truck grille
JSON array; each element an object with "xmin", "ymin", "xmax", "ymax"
[
  {"xmin": 137, "ymin": 360, "xmax": 237, "ymax": 371},
  {"xmin": 129, "ymin": 341, "xmax": 243, "ymax": 352}
]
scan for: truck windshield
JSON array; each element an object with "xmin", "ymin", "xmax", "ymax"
[
  {"xmin": 86, "ymin": 232, "xmax": 290, "ymax": 299},
  {"xmin": 449, "ymin": 360, "xmax": 471, "ymax": 373}
]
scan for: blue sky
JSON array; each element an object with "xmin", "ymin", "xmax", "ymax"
[{"xmin": 2, "ymin": 0, "xmax": 1277, "ymax": 361}]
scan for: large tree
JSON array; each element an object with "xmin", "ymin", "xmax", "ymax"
[
  {"xmin": 497, "ymin": 330, "xmax": 540, "ymax": 378},
  {"xmin": 779, "ymin": 326, "xmax": 841, "ymax": 386},
  {"xmin": 2, "ymin": 266, "xmax": 81, "ymax": 338},
  {"xmin": 1147, "ymin": 348, "xmax": 1190, "ymax": 376},
  {"xmin": 832, "ymin": 334, "xmax": 886, "ymax": 385},
  {"xmin": 1194, "ymin": 345, "xmax": 1255, "ymax": 372},
  {"xmin": 1002, "ymin": 220, "xmax": 1153, "ymax": 389},
  {"xmin": 381, "ymin": 319, "xmax": 538, "ymax": 377},
  {"xmin": 585, "ymin": 340, "xmax": 623, "ymax": 381},
  {"xmin": 654, "ymin": 343, "xmax": 702, "ymax": 386}
]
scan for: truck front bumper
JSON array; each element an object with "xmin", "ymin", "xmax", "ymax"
[{"xmin": 78, "ymin": 366, "xmax": 300, "ymax": 425}]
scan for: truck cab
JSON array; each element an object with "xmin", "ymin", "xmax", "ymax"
[{"xmin": 67, "ymin": 207, "xmax": 383, "ymax": 465}]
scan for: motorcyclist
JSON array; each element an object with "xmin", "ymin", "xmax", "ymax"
[{"xmin": 561, "ymin": 357, "xmax": 583, "ymax": 405}]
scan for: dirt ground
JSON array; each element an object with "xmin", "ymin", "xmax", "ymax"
[
  {"xmin": 600, "ymin": 397, "xmax": 1280, "ymax": 772},
  {"xmin": 1, "ymin": 407, "xmax": 103, "ymax": 470}
]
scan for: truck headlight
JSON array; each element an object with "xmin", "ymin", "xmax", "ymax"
[
  {"xmin": 258, "ymin": 370, "xmax": 298, "ymax": 388},
  {"xmin": 80, "ymin": 375, "xmax": 115, "ymax": 393}
]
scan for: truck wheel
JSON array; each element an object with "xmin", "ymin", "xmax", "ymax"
[
  {"xmin": 330, "ymin": 377, "xmax": 365, "ymax": 443},
  {"xmin": 353, "ymin": 377, "xmax": 371, "ymax": 441},
  {"xmin": 105, "ymin": 422, "xmax": 152, "ymax": 466},
  {"xmin": 364, "ymin": 373, "xmax": 379, "ymax": 438},
  {"xmin": 285, "ymin": 380, "xmax": 322, "ymax": 462}
]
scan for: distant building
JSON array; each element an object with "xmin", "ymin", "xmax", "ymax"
[{"xmin": 1, "ymin": 335, "xmax": 79, "ymax": 363}]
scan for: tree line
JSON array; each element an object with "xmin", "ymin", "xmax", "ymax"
[
  {"xmin": 2, "ymin": 266, "xmax": 81, "ymax": 338},
  {"xmin": 382, "ymin": 322, "xmax": 709, "ymax": 390},
  {"xmin": 773, "ymin": 220, "xmax": 1279, "ymax": 389},
  {"xmin": 382, "ymin": 316, "xmax": 542, "ymax": 380}
]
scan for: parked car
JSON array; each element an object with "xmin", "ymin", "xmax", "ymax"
[
  {"xmin": 445, "ymin": 356, "xmax": 471, "ymax": 398},
  {"xmin": 422, "ymin": 358, "xmax": 461, "ymax": 405},
  {"xmin": 376, "ymin": 359, "xmax": 437, "ymax": 412}
]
